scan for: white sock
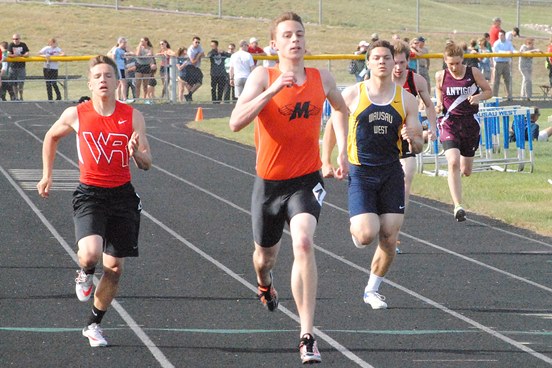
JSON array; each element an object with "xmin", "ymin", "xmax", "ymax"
[{"xmin": 365, "ymin": 273, "xmax": 384, "ymax": 293}]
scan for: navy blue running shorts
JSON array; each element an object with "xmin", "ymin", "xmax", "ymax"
[{"xmin": 348, "ymin": 161, "xmax": 405, "ymax": 217}]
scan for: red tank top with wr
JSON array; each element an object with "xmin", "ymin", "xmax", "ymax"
[{"xmin": 76, "ymin": 101, "xmax": 134, "ymax": 188}]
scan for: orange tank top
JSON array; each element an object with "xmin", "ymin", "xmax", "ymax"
[
  {"xmin": 76, "ymin": 100, "xmax": 134, "ymax": 188},
  {"xmin": 255, "ymin": 67, "xmax": 325, "ymax": 180}
]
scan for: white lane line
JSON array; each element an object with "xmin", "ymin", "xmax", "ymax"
[
  {"xmin": 142, "ymin": 207, "xmax": 374, "ymax": 368},
  {"xmin": 151, "ymin": 163, "xmax": 552, "ymax": 365},
  {"xmin": 411, "ymin": 199, "xmax": 552, "ymax": 248},
  {"xmin": 149, "ymin": 131, "xmax": 552, "ymax": 248},
  {"xmin": 14, "ymin": 120, "xmax": 372, "ymax": 367},
  {"xmin": 16, "ymin": 120, "xmax": 552, "ymax": 365},
  {"xmin": 144, "ymin": 131, "xmax": 552, "ymax": 365},
  {"xmin": 0, "ymin": 164, "xmax": 175, "ymax": 368}
]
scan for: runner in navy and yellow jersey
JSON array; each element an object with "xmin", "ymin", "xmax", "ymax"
[{"xmin": 322, "ymin": 40, "xmax": 423, "ymax": 310}]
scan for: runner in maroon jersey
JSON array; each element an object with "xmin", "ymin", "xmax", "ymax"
[{"xmin": 435, "ymin": 42, "xmax": 491, "ymax": 222}]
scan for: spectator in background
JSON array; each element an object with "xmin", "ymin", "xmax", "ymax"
[
  {"xmin": 489, "ymin": 17, "xmax": 502, "ymax": 45},
  {"xmin": 125, "ymin": 54, "xmax": 137, "ymax": 102},
  {"xmin": 39, "ymin": 38, "xmax": 65, "ymax": 101},
  {"xmin": 408, "ymin": 38, "xmax": 422, "ymax": 72},
  {"xmin": 183, "ymin": 36, "xmax": 205, "ymax": 102},
  {"xmin": 0, "ymin": 41, "xmax": 15, "ymax": 101},
  {"xmin": 262, "ymin": 43, "xmax": 278, "ymax": 68},
  {"xmin": 462, "ymin": 40, "xmax": 480, "ymax": 69},
  {"xmin": 510, "ymin": 107, "xmax": 551, "ymax": 142},
  {"xmin": 145, "ymin": 67, "xmax": 157, "ymax": 104},
  {"xmin": 135, "ymin": 37, "xmax": 154, "ymax": 100},
  {"xmin": 477, "ymin": 37, "xmax": 492, "ymax": 81},
  {"xmin": 352, "ymin": 40, "xmax": 368, "ymax": 82},
  {"xmin": 229, "ymin": 40, "xmax": 254, "ymax": 98},
  {"xmin": 416, "ymin": 36, "xmax": 431, "ymax": 90},
  {"xmin": 156, "ymin": 40, "xmax": 175, "ymax": 99},
  {"xmin": 505, "ymin": 27, "xmax": 520, "ymax": 44},
  {"xmin": 492, "ymin": 29, "xmax": 514, "ymax": 100},
  {"xmin": 518, "ymin": 37, "xmax": 541, "ymax": 101},
  {"xmin": 111, "ymin": 37, "xmax": 129, "ymax": 102},
  {"xmin": 224, "ymin": 43, "xmax": 236, "ymax": 101},
  {"xmin": 8, "ymin": 33, "xmax": 30, "ymax": 101},
  {"xmin": 247, "ymin": 37, "xmax": 265, "ymax": 65},
  {"xmin": 207, "ymin": 40, "xmax": 230, "ymax": 103},
  {"xmin": 175, "ymin": 47, "xmax": 190, "ymax": 103},
  {"xmin": 482, "ymin": 32, "xmax": 493, "ymax": 52},
  {"xmin": 370, "ymin": 33, "xmax": 379, "ymax": 44}
]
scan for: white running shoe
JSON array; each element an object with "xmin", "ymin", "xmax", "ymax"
[
  {"xmin": 454, "ymin": 205, "xmax": 466, "ymax": 222},
  {"xmin": 82, "ymin": 323, "xmax": 108, "ymax": 347},
  {"xmin": 363, "ymin": 290, "xmax": 388, "ymax": 309},
  {"xmin": 75, "ymin": 270, "xmax": 94, "ymax": 302},
  {"xmin": 352, "ymin": 235, "xmax": 366, "ymax": 249}
]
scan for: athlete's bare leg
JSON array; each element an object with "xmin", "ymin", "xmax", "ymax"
[{"xmin": 289, "ymin": 213, "xmax": 318, "ymax": 337}]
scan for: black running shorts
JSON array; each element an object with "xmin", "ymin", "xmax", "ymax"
[
  {"xmin": 251, "ymin": 171, "xmax": 325, "ymax": 248},
  {"xmin": 72, "ymin": 182, "xmax": 142, "ymax": 258}
]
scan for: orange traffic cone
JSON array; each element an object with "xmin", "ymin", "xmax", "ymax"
[{"xmin": 195, "ymin": 107, "xmax": 204, "ymax": 121}]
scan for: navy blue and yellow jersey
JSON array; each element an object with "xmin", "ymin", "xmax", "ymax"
[{"xmin": 347, "ymin": 83, "xmax": 407, "ymax": 166}]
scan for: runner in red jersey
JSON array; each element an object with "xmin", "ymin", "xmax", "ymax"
[
  {"xmin": 229, "ymin": 12, "xmax": 348, "ymax": 364},
  {"xmin": 391, "ymin": 40, "xmax": 438, "ymax": 252},
  {"xmin": 37, "ymin": 55, "xmax": 152, "ymax": 347},
  {"xmin": 435, "ymin": 42, "xmax": 491, "ymax": 222}
]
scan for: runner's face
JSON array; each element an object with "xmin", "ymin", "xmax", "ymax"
[
  {"xmin": 368, "ymin": 47, "xmax": 394, "ymax": 77},
  {"xmin": 273, "ymin": 20, "xmax": 305, "ymax": 59},
  {"xmin": 444, "ymin": 56, "xmax": 464, "ymax": 75},
  {"xmin": 88, "ymin": 63, "xmax": 118, "ymax": 97},
  {"xmin": 393, "ymin": 53, "xmax": 408, "ymax": 78}
]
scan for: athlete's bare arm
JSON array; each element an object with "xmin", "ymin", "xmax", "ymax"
[
  {"xmin": 414, "ymin": 73, "xmax": 437, "ymax": 141},
  {"xmin": 320, "ymin": 69, "xmax": 348, "ymax": 179},
  {"xmin": 130, "ymin": 109, "xmax": 152, "ymax": 170},
  {"xmin": 229, "ymin": 66, "xmax": 296, "ymax": 132},
  {"xmin": 321, "ymin": 84, "xmax": 358, "ymax": 178},
  {"xmin": 37, "ymin": 106, "xmax": 78, "ymax": 198},
  {"xmin": 468, "ymin": 67, "xmax": 492, "ymax": 104},
  {"xmin": 402, "ymin": 92, "xmax": 424, "ymax": 154},
  {"xmin": 434, "ymin": 70, "xmax": 445, "ymax": 115}
]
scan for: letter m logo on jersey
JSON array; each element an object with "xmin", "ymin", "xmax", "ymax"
[
  {"xmin": 290, "ymin": 101, "xmax": 311, "ymax": 121},
  {"xmin": 82, "ymin": 132, "xmax": 130, "ymax": 167}
]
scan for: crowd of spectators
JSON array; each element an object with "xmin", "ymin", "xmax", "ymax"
[
  {"xmin": 1, "ymin": 21, "xmax": 551, "ymax": 104},
  {"xmin": 349, "ymin": 16, "xmax": 551, "ymax": 103},
  {"xmin": 0, "ymin": 33, "xmax": 274, "ymax": 104}
]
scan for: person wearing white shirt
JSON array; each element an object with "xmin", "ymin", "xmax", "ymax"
[
  {"xmin": 262, "ymin": 44, "xmax": 278, "ymax": 68},
  {"xmin": 492, "ymin": 29, "xmax": 515, "ymax": 100},
  {"xmin": 39, "ymin": 38, "xmax": 65, "ymax": 101},
  {"xmin": 229, "ymin": 40, "xmax": 254, "ymax": 97}
]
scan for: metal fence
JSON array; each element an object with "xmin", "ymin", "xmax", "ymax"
[{"xmin": 4, "ymin": 52, "xmax": 551, "ymax": 103}]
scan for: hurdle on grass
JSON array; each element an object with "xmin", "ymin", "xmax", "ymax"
[
  {"xmin": 420, "ymin": 104, "xmax": 534, "ymax": 176},
  {"xmin": 417, "ymin": 97, "xmax": 503, "ymax": 175}
]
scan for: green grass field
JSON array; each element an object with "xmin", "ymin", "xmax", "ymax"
[
  {"xmin": 4, "ymin": 1, "xmax": 552, "ymax": 236},
  {"xmin": 3, "ymin": 1, "xmax": 552, "ymax": 101}
]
